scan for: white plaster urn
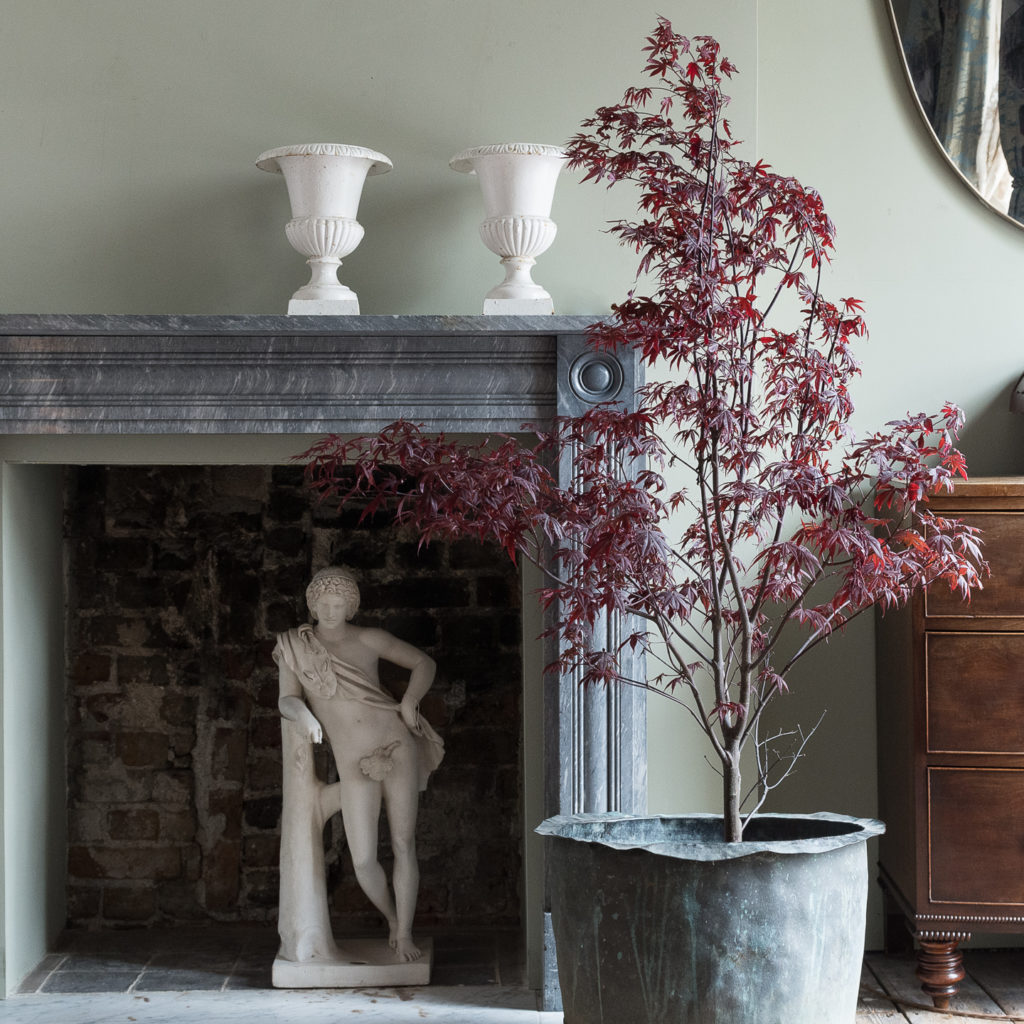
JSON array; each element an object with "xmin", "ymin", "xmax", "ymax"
[
  {"xmin": 449, "ymin": 143, "xmax": 567, "ymax": 315},
  {"xmin": 256, "ymin": 143, "xmax": 392, "ymax": 315}
]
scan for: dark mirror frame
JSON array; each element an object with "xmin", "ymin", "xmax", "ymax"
[{"xmin": 885, "ymin": 0, "xmax": 1024, "ymax": 232}]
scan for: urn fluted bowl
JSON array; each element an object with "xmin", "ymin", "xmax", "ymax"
[
  {"xmin": 257, "ymin": 143, "xmax": 392, "ymax": 315},
  {"xmin": 449, "ymin": 143, "xmax": 567, "ymax": 314}
]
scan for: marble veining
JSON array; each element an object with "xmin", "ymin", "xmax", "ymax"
[
  {"xmin": 0, "ymin": 313, "xmax": 598, "ymax": 336},
  {"xmin": 0, "ymin": 316, "xmax": 596, "ymax": 434}
]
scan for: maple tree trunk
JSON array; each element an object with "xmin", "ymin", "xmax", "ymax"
[{"xmin": 723, "ymin": 751, "xmax": 743, "ymax": 843}]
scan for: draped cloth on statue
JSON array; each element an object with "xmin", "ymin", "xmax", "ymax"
[{"xmin": 273, "ymin": 624, "xmax": 444, "ymax": 791}]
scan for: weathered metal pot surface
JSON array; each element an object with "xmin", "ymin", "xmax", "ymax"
[{"xmin": 538, "ymin": 812, "xmax": 884, "ymax": 1024}]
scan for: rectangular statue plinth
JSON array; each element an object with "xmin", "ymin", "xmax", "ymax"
[{"xmin": 272, "ymin": 938, "xmax": 433, "ymax": 988}]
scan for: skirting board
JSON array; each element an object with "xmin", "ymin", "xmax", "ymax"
[{"xmin": 272, "ymin": 937, "xmax": 433, "ymax": 988}]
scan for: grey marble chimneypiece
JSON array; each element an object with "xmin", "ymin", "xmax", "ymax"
[
  {"xmin": 0, "ymin": 314, "xmax": 632, "ymax": 434},
  {"xmin": 0, "ymin": 314, "xmax": 647, "ymax": 1010}
]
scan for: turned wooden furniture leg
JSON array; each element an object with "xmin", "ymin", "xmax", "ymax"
[{"xmin": 915, "ymin": 937, "xmax": 965, "ymax": 1010}]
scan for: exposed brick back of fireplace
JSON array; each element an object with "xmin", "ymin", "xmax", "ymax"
[{"xmin": 64, "ymin": 465, "xmax": 522, "ymax": 931}]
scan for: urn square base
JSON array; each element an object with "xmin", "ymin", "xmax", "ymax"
[
  {"xmin": 287, "ymin": 297, "xmax": 361, "ymax": 315},
  {"xmin": 483, "ymin": 297, "xmax": 553, "ymax": 316},
  {"xmin": 272, "ymin": 937, "xmax": 433, "ymax": 988}
]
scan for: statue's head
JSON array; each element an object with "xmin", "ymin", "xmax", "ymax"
[{"xmin": 306, "ymin": 566, "xmax": 360, "ymax": 623}]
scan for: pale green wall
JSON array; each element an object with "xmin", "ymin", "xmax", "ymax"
[
  {"xmin": 759, "ymin": 2, "xmax": 1023, "ymax": 948},
  {"xmin": 3, "ymin": 0, "xmax": 1024, "ymax": 964},
  {"xmin": 0, "ymin": 0, "xmax": 761, "ymax": 318},
  {"xmin": 0, "ymin": 0, "xmax": 671, "ymax": 316},
  {"xmin": 649, "ymin": 0, "xmax": 1024, "ymax": 949},
  {"xmin": 653, "ymin": 0, "xmax": 1021, "ymax": 815},
  {"xmin": 1, "ymin": 466, "xmax": 66, "ymax": 995}
]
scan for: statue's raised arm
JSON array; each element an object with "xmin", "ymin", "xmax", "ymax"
[{"xmin": 356, "ymin": 626, "xmax": 437, "ymax": 738}]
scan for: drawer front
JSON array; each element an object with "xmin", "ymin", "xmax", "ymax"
[
  {"xmin": 926, "ymin": 633, "xmax": 1024, "ymax": 754},
  {"xmin": 928, "ymin": 768, "xmax": 1024, "ymax": 905},
  {"xmin": 925, "ymin": 512, "xmax": 1024, "ymax": 619}
]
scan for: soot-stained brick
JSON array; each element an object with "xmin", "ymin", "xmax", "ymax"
[{"xmin": 64, "ymin": 465, "xmax": 523, "ymax": 931}]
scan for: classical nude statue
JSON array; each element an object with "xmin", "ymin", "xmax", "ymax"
[{"xmin": 272, "ymin": 566, "xmax": 443, "ymax": 969}]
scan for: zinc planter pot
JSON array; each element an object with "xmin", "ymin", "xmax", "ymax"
[
  {"xmin": 256, "ymin": 143, "xmax": 392, "ymax": 315},
  {"xmin": 449, "ymin": 143, "xmax": 566, "ymax": 315},
  {"xmin": 537, "ymin": 812, "xmax": 884, "ymax": 1024}
]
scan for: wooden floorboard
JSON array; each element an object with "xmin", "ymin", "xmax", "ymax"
[
  {"xmin": 858, "ymin": 961, "xmax": 904, "ymax": 1021},
  {"xmin": 964, "ymin": 951, "xmax": 1024, "ymax": 1018},
  {"xmin": 861, "ymin": 950, "xmax": 1024, "ymax": 1023}
]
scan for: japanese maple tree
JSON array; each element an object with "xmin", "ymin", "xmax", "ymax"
[{"xmin": 302, "ymin": 19, "xmax": 985, "ymax": 842}]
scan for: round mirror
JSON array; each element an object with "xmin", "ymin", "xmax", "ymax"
[{"xmin": 887, "ymin": 0, "xmax": 1024, "ymax": 228}]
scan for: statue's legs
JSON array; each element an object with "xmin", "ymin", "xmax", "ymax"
[
  {"xmin": 275, "ymin": 732, "xmax": 432, "ymax": 985},
  {"xmin": 319, "ymin": 780, "xmax": 343, "ymax": 821},
  {"xmin": 382, "ymin": 749, "xmax": 421, "ymax": 961},
  {"xmin": 337, "ymin": 773, "xmax": 399, "ymax": 931}
]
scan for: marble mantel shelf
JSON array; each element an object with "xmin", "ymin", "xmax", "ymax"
[
  {"xmin": 0, "ymin": 314, "xmax": 604, "ymax": 435},
  {"xmin": 0, "ymin": 313, "xmax": 599, "ymax": 336}
]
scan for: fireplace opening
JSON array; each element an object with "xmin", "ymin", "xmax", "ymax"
[{"xmin": 63, "ymin": 464, "xmax": 524, "ymax": 943}]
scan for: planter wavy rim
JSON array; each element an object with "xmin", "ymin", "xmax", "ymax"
[
  {"xmin": 256, "ymin": 143, "xmax": 393, "ymax": 175},
  {"xmin": 536, "ymin": 810, "xmax": 885, "ymax": 861},
  {"xmin": 449, "ymin": 142, "xmax": 567, "ymax": 172}
]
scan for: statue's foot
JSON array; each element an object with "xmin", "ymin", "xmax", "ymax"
[
  {"xmin": 388, "ymin": 922, "xmax": 423, "ymax": 962},
  {"xmin": 393, "ymin": 936, "xmax": 423, "ymax": 963}
]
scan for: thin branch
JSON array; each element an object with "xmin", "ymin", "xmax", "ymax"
[{"xmin": 742, "ymin": 712, "xmax": 825, "ymax": 822}]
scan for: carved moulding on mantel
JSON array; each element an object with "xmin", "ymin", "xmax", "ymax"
[{"xmin": 0, "ymin": 315, "xmax": 587, "ymax": 435}]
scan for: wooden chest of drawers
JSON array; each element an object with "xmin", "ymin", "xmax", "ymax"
[{"xmin": 876, "ymin": 478, "xmax": 1024, "ymax": 1008}]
